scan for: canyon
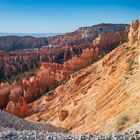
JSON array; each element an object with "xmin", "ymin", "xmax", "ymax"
[
  {"xmin": 25, "ymin": 20, "xmax": 140, "ymax": 133},
  {"xmin": 1, "ymin": 20, "xmax": 140, "ymax": 136},
  {"xmin": 0, "ymin": 23, "xmax": 129, "ymax": 118},
  {"xmin": 0, "ymin": 23, "xmax": 128, "ymax": 82}
]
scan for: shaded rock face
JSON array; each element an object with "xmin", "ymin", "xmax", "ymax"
[
  {"xmin": 0, "ymin": 83, "xmax": 10, "ymax": 108},
  {"xmin": 0, "ymin": 36, "xmax": 48, "ymax": 52},
  {"xmin": 6, "ymin": 96, "xmax": 28, "ymax": 118},
  {"xmin": 25, "ymin": 20, "xmax": 140, "ymax": 133}
]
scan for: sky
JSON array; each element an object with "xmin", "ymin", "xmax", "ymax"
[{"xmin": 0, "ymin": 0, "xmax": 140, "ymax": 33}]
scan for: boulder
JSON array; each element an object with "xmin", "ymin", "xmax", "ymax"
[{"xmin": 59, "ymin": 110, "xmax": 69, "ymax": 121}]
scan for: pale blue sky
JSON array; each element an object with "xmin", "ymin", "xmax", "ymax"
[{"xmin": 0, "ymin": 0, "xmax": 140, "ymax": 33}]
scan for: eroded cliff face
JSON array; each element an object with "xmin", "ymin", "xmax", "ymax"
[
  {"xmin": 47, "ymin": 23, "xmax": 129, "ymax": 45},
  {"xmin": 0, "ymin": 43, "xmax": 91, "ymax": 82},
  {"xmin": 0, "ymin": 33, "xmax": 128, "ymax": 82},
  {"xmin": 0, "ymin": 47, "xmax": 98, "ymax": 117},
  {"xmin": 0, "ymin": 23, "xmax": 129, "ymax": 118},
  {"xmin": 26, "ymin": 20, "xmax": 140, "ymax": 133},
  {"xmin": 92, "ymin": 31, "xmax": 128, "ymax": 52},
  {"xmin": 0, "ymin": 23, "xmax": 128, "ymax": 82},
  {"xmin": 129, "ymin": 20, "xmax": 140, "ymax": 46}
]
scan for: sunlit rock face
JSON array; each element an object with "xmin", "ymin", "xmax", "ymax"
[
  {"xmin": 63, "ymin": 48, "xmax": 99, "ymax": 72},
  {"xmin": 0, "ymin": 47, "xmax": 98, "ymax": 117},
  {"xmin": 26, "ymin": 20, "xmax": 140, "ymax": 134},
  {"xmin": 128, "ymin": 20, "xmax": 140, "ymax": 45},
  {"xmin": 92, "ymin": 30, "xmax": 128, "ymax": 52},
  {"xmin": 0, "ymin": 23, "xmax": 129, "ymax": 118},
  {"xmin": 47, "ymin": 23, "xmax": 129, "ymax": 45},
  {"xmin": 0, "ymin": 23, "xmax": 129, "ymax": 82}
]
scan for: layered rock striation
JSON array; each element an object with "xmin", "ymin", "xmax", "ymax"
[
  {"xmin": 26, "ymin": 20, "xmax": 140, "ymax": 134},
  {"xmin": 0, "ymin": 23, "xmax": 130, "ymax": 118}
]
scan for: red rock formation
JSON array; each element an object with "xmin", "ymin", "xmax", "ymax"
[
  {"xmin": 93, "ymin": 31, "xmax": 128, "ymax": 52},
  {"xmin": 48, "ymin": 23, "xmax": 129, "ymax": 45},
  {"xmin": 0, "ymin": 83, "xmax": 10, "ymax": 108},
  {"xmin": 9, "ymin": 82, "xmax": 23, "ymax": 102},
  {"xmin": 0, "ymin": 24, "xmax": 129, "ymax": 82},
  {"xmin": 64, "ymin": 48, "xmax": 98, "ymax": 71},
  {"xmin": 128, "ymin": 20, "xmax": 140, "ymax": 45},
  {"xmin": 0, "ymin": 47, "xmax": 98, "ymax": 116},
  {"xmin": 0, "ymin": 23, "xmax": 129, "ymax": 118},
  {"xmin": 26, "ymin": 20, "xmax": 140, "ymax": 133},
  {"xmin": 22, "ymin": 77, "xmax": 39, "ymax": 103},
  {"xmin": 6, "ymin": 96, "xmax": 28, "ymax": 118}
]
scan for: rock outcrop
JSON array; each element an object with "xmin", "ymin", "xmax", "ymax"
[
  {"xmin": 59, "ymin": 110, "xmax": 69, "ymax": 121},
  {"xmin": 0, "ymin": 44, "xmax": 90, "ymax": 81},
  {"xmin": 6, "ymin": 96, "xmax": 28, "ymax": 118},
  {"xmin": 48, "ymin": 23, "xmax": 129, "ymax": 45},
  {"xmin": 93, "ymin": 31, "xmax": 128, "ymax": 52},
  {"xmin": 128, "ymin": 19, "xmax": 140, "ymax": 45},
  {"xmin": 0, "ymin": 22, "xmax": 130, "ymax": 118},
  {"xmin": 0, "ymin": 23, "xmax": 129, "ymax": 82},
  {"xmin": 0, "ymin": 83, "xmax": 10, "ymax": 108},
  {"xmin": 0, "ymin": 47, "xmax": 98, "ymax": 117},
  {"xmin": 26, "ymin": 20, "xmax": 140, "ymax": 134}
]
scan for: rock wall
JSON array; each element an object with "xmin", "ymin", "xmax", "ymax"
[
  {"xmin": 0, "ymin": 23, "xmax": 130, "ymax": 118},
  {"xmin": 0, "ymin": 23, "xmax": 129, "ymax": 82},
  {"xmin": 92, "ymin": 31, "xmax": 128, "ymax": 52},
  {"xmin": 26, "ymin": 20, "xmax": 140, "ymax": 134},
  {"xmin": 48, "ymin": 23, "xmax": 129, "ymax": 45},
  {"xmin": 0, "ymin": 47, "xmax": 98, "ymax": 117},
  {"xmin": 128, "ymin": 20, "xmax": 140, "ymax": 45},
  {"xmin": 0, "ymin": 43, "xmax": 90, "ymax": 82}
]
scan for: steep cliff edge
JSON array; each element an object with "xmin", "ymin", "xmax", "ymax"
[
  {"xmin": 26, "ymin": 20, "xmax": 140, "ymax": 133},
  {"xmin": 0, "ymin": 22, "xmax": 130, "ymax": 118},
  {"xmin": 0, "ymin": 47, "xmax": 98, "ymax": 117},
  {"xmin": 0, "ymin": 23, "xmax": 128, "ymax": 82},
  {"xmin": 0, "ymin": 24, "xmax": 129, "ymax": 52},
  {"xmin": 47, "ymin": 23, "xmax": 129, "ymax": 45}
]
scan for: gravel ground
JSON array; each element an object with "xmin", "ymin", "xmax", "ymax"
[
  {"xmin": 1, "ymin": 110, "xmax": 140, "ymax": 139},
  {"xmin": 1, "ymin": 127, "xmax": 140, "ymax": 140},
  {"xmin": 0, "ymin": 110, "xmax": 67, "ymax": 133}
]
